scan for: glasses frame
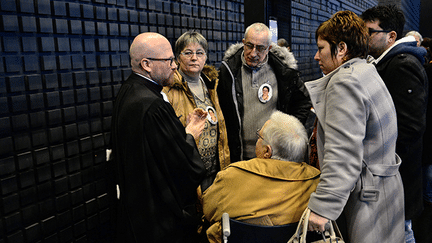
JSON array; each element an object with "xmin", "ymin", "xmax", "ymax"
[
  {"xmin": 256, "ymin": 128, "xmax": 265, "ymax": 141},
  {"xmin": 244, "ymin": 42, "xmax": 269, "ymax": 53},
  {"xmin": 145, "ymin": 57, "xmax": 175, "ymax": 66},
  {"xmin": 180, "ymin": 50, "xmax": 207, "ymax": 58},
  {"xmin": 368, "ymin": 28, "xmax": 390, "ymax": 36}
]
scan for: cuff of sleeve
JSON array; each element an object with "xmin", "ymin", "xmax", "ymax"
[{"xmin": 308, "ymin": 189, "xmax": 347, "ymax": 220}]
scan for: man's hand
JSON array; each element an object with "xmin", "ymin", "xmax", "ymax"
[
  {"xmin": 185, "ymin": 108, "xmax": 208, "ymax": 139},
  {"xmin": 308, "ymin": 210, "xmax": 330, "ymax": 233}
]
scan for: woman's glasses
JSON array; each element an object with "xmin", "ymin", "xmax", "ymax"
[{"xmin": 180, "ymin": 50, "xmax": 206, "ymax": 58}]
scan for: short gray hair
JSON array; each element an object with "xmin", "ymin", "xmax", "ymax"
[
  {"xmin": 244, "ymin": 23, "xmax": 272, "ymax": 45},
  {"xmin": 405, "ymin": 30, "xmax": 423, "ymax": 43},
  {"xmin": 262, "ymin": 111, "xmax": 307, "ymax": 162},
  {"xmin": 174, "ymin": 30, "xmax": 208, "ymax": 58}
]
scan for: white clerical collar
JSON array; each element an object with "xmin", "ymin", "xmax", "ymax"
[{"xmin": 160, "ymin": 91, "xmax": 170, "ymax": 103}]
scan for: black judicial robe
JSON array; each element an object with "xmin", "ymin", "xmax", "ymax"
[{"xmin": 111, "ymin": 73, "xmax": 206, "ymax": 243}]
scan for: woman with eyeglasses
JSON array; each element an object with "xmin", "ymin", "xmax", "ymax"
[
  {"xmin": 163, "ymin": 31, "xmax": 230, "ymax": 194},
  {"xmin": 305, "ymin": 11, "xmax": 404, "ymax": 243}
]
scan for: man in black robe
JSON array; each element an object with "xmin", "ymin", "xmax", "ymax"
[{"xmin": 111, "ymin": 32, "xmax": 207, "ymax": 243}]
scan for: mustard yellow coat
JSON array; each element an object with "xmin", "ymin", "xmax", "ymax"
[
  {"xmin": 202, "ymin": 158, "xmax": 320, "ymax": 243},
  {"xmin": 162, "ymin": 65, "xmax": 230, "ymax": 170}
]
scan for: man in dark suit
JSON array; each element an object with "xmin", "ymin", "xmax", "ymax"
[
  {"xmin": 111, "ymin": 32, "xmax": 208, "ymax": 243},
  {"xmin": 362, "ymin": 5, "xmax": 428, "ymax": 243}
]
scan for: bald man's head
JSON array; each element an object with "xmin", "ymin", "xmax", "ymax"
[
  {"xmin": 129, "ymin": 33, "xmax": 172, "ymax": 73},
  {"xmin": 129, "ymin": 32, "xmax": 177, "ymax": 86}
]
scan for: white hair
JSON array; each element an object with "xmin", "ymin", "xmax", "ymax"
[
  {"xmin": 262, "ymin": 111, "xmax": 307, "ymax": 162},
  {"xmin": 244, "ymin": 23, "xmax": 272, "ymax": 45},
  {"xmin": 405, "ymin": 30, "xmax": 423, "ymax": 43}
]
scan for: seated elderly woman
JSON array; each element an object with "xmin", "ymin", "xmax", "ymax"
[{"xmin": 202, "ymin": 111, "xmax": 320, "ymax": 243}]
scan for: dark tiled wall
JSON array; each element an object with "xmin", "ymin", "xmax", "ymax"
[
  {"xmin": 290, "ymin": 0, "xmax": 378, "ymax": 81},
  {"xmin": 400, "ymin": 0, "xmax": 421, "ymax": 33},
  {"xmin": 290, "ymin": 0, "xmax": 422, "ymax": 81},
  {"xmin": 0, "ymin": 0, "xmax": 244, "ymax": 242}
]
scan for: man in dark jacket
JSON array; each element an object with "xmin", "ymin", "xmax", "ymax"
[
  {"xmin": 217, "ymin": 22, "xmax": 311, "ymax": 162},
  {"xmin": 412, "ymin": 37, "xmax": 432, "ymax": 243},
  {"xmin": 362, "ymin": 5, "xmax": 428, "ymax": 243},
  {"xmin": 111, "ymin": 32, "xmax": 207, "ymax": 243}
]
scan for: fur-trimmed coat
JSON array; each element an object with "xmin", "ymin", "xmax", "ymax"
[
  {"xmin": 217, "ymin": 43, "xmax": 311, "ymax": 162},
  {"xmin": 163, "ymin": 65, "xmax": 231, "ymax": 171}
]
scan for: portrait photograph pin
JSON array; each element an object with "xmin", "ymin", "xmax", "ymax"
[
  {"xmin": 206, "ymin": 106, "xmax": 218, "ymax": 125},
  {"xmin": 258, "ymin": 83, "xmax": 272, "ymax": 103}
]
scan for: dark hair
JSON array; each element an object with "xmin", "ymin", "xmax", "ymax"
[
  {"xmin": 361, "ymin": 4, "xmax": 405, "ymax": 40},
  {"xmin": 277, "ymin": 38, "xmax": 290, "ymax": 48},
  {"xmin": 316, "ymin": 10, "xmax": 369, "ymax": 61},
  {"xmin": 422, "ymin": 37, "xmax": 432, "ymax": 49},
  {"xmin": 422, "ymin": 37, "xmax": 432, "ymax": 62},
  {"xmin": 174, "ymin": 30, "xmax": 208, "ymax": 58}
]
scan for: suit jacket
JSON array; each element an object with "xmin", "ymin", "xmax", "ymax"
[
  {"xmin": 202, "ymin": 158, "xmax": 320, "ymax": 243},
  {"xmin": 375, "ymin": 41, "xmax": 428, "ymax": 219},
  {"xmin": 305, "ymin": 58, "xmax": 405, "ymax": 243},
  {"xmin": 111, "ymin": 73, "xmax": 206, "ymax": 243}
]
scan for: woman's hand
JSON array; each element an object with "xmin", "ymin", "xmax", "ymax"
[
  {"xmin": 308, "ymin": 210, "xmax": 330, "ymax": 232},
  {"xmin": 185, "ymin": 108, "xmax": 208, "ymax": 139}
]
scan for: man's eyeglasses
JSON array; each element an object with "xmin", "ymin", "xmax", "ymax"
[
  {"xmin": 244, "ymin": 42, "xmax": 268, "ymax": 53},
  {"xmin": 180, "ymin": 50, "xmax": 206, "ymax": 58},
  {"xmin": 368, "ymin": 28, "xmax": 390, "ymax": 36},
  {"xmin": 146, "ymin": 57, "xmax": 175, "ymax": 66},
  {"xmin": 256, "ymin": 128, "xmax": 265, "ymax": 141}
]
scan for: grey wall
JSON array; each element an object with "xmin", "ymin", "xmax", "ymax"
[{"xmin": 289, "ymin": 0, "xmax": 378, "ymax": 81}]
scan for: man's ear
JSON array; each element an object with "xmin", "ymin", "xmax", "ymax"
[
  {"xmin": 264, "ymin": 145, "xmax": 272, "ymax": 159},
  {"xmin": 140, "ymin": 58, "xmax": 151, "ymax": 73},
  {"xmin": 388, "ymin": 31, "xmax": 397, "ymax": 45}
]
